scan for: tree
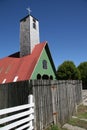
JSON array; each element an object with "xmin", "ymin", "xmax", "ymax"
[
  {"xmin": 57, "ymin": 61, "xmax": 81, "ymax": 80},
  {"xmin": 78, "ymin": 62, "xmax": 87, "ymax": 89}
]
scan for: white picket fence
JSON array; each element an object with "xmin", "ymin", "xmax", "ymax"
[{"xmin": 0, "ymin": 95, "xmax": 34, "ymax": 130}]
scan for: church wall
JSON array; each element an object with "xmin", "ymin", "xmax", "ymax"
[{"xmin": 31, "ymin": 48, "xmax": 56, "ymax": 79}]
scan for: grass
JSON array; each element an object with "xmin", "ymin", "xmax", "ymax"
[
  {"xmin": 46, "ymin": 125, "xmax": 67, "ymax": 130},
  {"xmin": 46, "ymin": 105, "xmax": 87, "ymax": 130},
  {"xmin": 68, "ymin": 118, "xmax": 87, "ymax": 129},
  {"xmin": 67, "ymin": 104, "xmax": 87, "ymax": 129},
  {"xmin": 76, "ymin": 105, "xmax": 87, "ymax": 119}
]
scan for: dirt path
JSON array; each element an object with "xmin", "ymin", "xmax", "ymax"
[{"xmin": 63, "ymin": 123, "xmax": 86, "ymax": 130}]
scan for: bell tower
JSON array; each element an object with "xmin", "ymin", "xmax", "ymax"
[{"xmin": 20, "ymin": 14, "xmax": 40, "ymax": 57}]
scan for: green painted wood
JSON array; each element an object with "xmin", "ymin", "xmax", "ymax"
[{"xmin": 31, "ymin": 48, "xmax": 56, "ymax": 80}]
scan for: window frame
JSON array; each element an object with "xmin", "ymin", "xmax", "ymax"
[
  {"xmin": 33, "ymin": 18, "xmax": 36, "ymax": 29},
  {"xmin": 42, "ymin": 60, "xmax": 47, "ymax": 69}
]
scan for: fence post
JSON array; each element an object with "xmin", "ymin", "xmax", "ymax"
[
  {"xmin": 28, "ymin": 94, "xmax": 34, "ymax": 129},
  {"xmin": 51, "ymin": 84, "xmax": 58, "ymax": 125},
  {"xmin": 28, "ymin": 94, "xmax": 33, "ymax": 104}
]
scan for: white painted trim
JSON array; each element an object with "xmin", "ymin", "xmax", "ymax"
[
  {"xmin": 30, "ymin": 42, "xmax": 47, "ymax": 79},
  {"xmin": 0, "ymin": 96, "xmax": 34, "ymax": 130},
  {"xmin": 13, "ymin": 76, "xmax": 18, "ymax": 82},
  {"xmin": 2, "ymin": 79, "xmax": 6, "ymax": 84}
]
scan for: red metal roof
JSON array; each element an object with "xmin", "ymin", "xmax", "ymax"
[{"xmin": 0, "ymin": 42, "xmax": 47, "ymax": 84}]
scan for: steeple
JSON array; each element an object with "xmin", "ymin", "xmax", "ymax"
[{"xmin": 20, "ymin": 15, "xmax": 40, "ymax": 57}]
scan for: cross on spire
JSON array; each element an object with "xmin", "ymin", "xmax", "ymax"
[{"xmin": 26, "ymin": 7, "xmax": 32, "ymax": 15}]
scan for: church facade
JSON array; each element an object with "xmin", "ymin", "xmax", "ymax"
[{"xmin": 0, "ymin": 14, "xmax": 57, "ymax": 84}]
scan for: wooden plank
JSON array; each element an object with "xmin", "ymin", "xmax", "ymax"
[
  {"xmin": 0, "ymin": 103, "xmax": 34, "ymax": 115},
  {"xmin": 0, "ymin": 109, "xmax": 34, "ymax": 124},
  {"xmin": 0, "ymin": 115, "xmax": 34, "ymax": 130},
  {"xmin": 15, "ymin": 123, "xmax": 30, "ymax": 130},
  {"xmin": 33, "ymin": 80, "xmax": 54, "ymax": 130},
  {"xmin": 0, "ymin": 80, "xmax": 30, "ymax": 109}
]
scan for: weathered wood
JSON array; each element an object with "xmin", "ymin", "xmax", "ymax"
[
  {"xmin": 32, "ymin": 80, "xmax": 82, "ymax": 129},
  {"xmin": 0, "ymin": 80, "xmax": 82, "ymax": 130},
  {"xmin": 0, "ymin": 80, "xmax": 30, "ymax": 109},
  {"xmin": 32, "ymin": 80, "xmax": 54, "ymax": 130}
]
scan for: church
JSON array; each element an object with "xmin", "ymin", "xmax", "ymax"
[{"xmin": 0, "ymin": 14, "xmax": 57, "ymax": 84}]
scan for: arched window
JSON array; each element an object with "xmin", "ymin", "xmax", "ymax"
[
  {"xmin": 37, "ymin": 74, "xmax": 41, "ymax": 80},
  {"xmin": 42, "ymin": 75, "xmax": 49, "ymax": 80},
  {"xmin": 42, "ymin": 60, "xmax": 47, "ymax": 69},
  {"xmin": 50, "ymin": 75, "xmax": 53, "ymax": 80}
]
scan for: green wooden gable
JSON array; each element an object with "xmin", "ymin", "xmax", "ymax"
[{"xmin": 31, "ymin": 44, "xmax": 57, "ymax": 80}]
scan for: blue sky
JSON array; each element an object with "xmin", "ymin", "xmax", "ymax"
[{"xmin": 0, "ymin": 0, "xmax": 87, "ymax": 68}]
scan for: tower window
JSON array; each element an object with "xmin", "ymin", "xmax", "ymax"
[
  {"xmin": 42, "ymin": 60, "xmax": 47, "ymax": 69},
  {"xmin": 33, "ymin": 18, "xmax": 36, "ymax": 29}
]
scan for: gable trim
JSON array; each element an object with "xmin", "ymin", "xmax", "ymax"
[
  {"xmin": 45, "ymin": 44, "xmax": 57, "ymax": 76},
  {"xmin": 30, "ymin": 42, "xmax": 47, "ymax": 79}
]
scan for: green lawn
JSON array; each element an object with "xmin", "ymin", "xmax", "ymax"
[
  {"xmin": 46, "ymin": 124, "xmax": 67, "ymax": 130},
  {"xmin": 46, "ymin": 105, "xmax": 87, "ymax": 130},
  {"xmin": 67, "ymin": 105, "xmax": 87, "ymax": 129},
  {"xmin": 76, "ymin": 105, "xmax": 87, "ymax": 119},
  {"xmin": 68, "ymin": 118, "xmax": 87, "ymax": 129}
]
